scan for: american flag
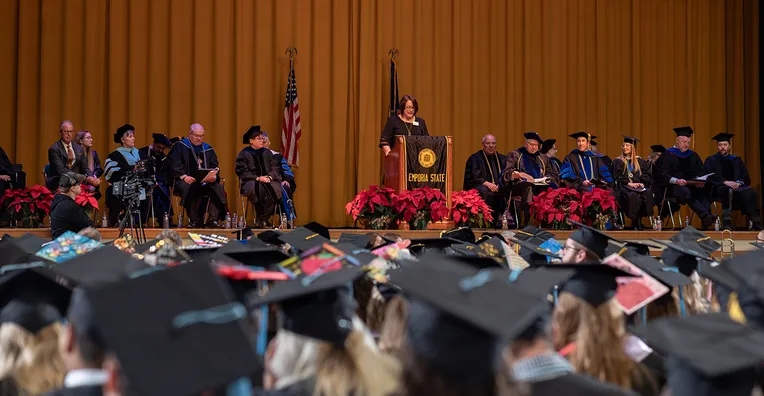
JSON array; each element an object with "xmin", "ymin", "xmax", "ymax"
[{"xmin": 281, "ymin": 66, "xmax": 301, "ymax": 166}]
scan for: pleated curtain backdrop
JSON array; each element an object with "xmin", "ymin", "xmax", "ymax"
[{"xmin": 0, "ymin": 0, "xmax": 758, "ymax": 227}]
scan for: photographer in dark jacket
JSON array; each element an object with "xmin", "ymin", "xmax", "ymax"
[{"xmin": 50, "ymin": 173, "xmax": 94, "ymax": 239}]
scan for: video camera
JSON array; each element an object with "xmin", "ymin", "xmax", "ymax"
[{"xmin": 112, "ymin": 159, "xmax": 156, "ymax": 201}]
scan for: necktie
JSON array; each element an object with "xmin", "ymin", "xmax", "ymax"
[{"xmin": 66, "ymin": 144, "xmax": 74, "ymax": 168}]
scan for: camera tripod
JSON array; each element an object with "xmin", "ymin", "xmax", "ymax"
[{"xmin": 117, "ymin": 193, "xmax": 147, "ymax": 245}]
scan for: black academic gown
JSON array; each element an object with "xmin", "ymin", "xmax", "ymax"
[
  {"xmin": 547, "ymin": 157, "xmax": 562, "ymax": 186},
  {"xmin": 235, "ymin": 147, "xmax": 283, "ymax": 223},
  {"xmin": 138, "ymin": 145, "xmax": 172, "ymax": 220},
  {"xmin": 703, "ymin": 153, "xmax": 760, "ymax": 226},
  {"xmin": 657, "ymin": 148, "xmax": 713, "ymax": 219},
  {"xmin": 611, "ymin": 157, "xmax": 654, "ymax": 221},
  {"xmin": 560, "ymin": 150, "xmax": 613, "ymax": 192},
  {"xmin": 501, "ymin": 148, "xmax": 559, "ymax": 226},
  {"xmin": 379, "ymin": 114, "xmax": 429, "ymax": 148},
  {"xmin": 0, "ymin": 146, "xmax": 25, "ymax": 194},
  {"xmin": 528, "ymin": 373, "xmax": 638, "ymax": 396},
  {"xmin": 463, "ymin": 150, "xmax": 507, "ymax": 220},
  {"xmin": 103, "ymin": 148, "xmax": 149, "ymax": 227},
  {"xmin": 164, "ymin": 138, "xmax": 227, "ymax": 223}
]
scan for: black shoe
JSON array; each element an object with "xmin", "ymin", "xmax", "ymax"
[
  {"xmin": 205, "ymin": 221, "xmax": 225, "ymax": 229},
  {"xmin": 188, "ymin": 220, "xmax": 204, "ymax": 228},
  {"xmin": 701, "ymin": 214, "xmax": 718, "ymax": 231},
  {"xmin": 633, "ymin": 218, "xmax": 645, "ymax": 231}
]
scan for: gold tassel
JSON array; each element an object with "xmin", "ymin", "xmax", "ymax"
[{"xmin": 727, "ymin": 292, "xmax": 747, "ymax": 324}]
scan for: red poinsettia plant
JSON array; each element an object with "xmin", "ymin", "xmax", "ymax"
[
  {"xmin": 528, "ymin": 188, "xmax": 584, "ymax": 230},
  {"xmin": 393, "ymin": 187, "xmax": 449, "ymax": 230},
  {"xmin": 345, "ymin": 185, "xmax": 398, "ymax": 230},
  {"xmin": 74, "ymin": 190, "xmax": 100, "ymax": 213},
  {"xmin": 581, "ymin": 187, "xmax": 618, "ymax": 228},
  {"xmin": 450, "ymin": 189, "xmax": 494, "ymax": 228},
  {"xmin": 0, "ymin": 185, "xmax": 55, "ymax": 227}
]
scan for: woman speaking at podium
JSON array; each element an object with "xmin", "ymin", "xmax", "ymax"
[{"xmin": 379, "ymin": 94, "xmax": 430, "ymax": 156}]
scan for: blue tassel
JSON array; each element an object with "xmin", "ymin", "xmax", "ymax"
[
  {"xmin": 173, "ymin": 302, "xmax": 247, "ymax": 329},
  {"xmin": 641, "ymin": 307, "xmax": 647, "ymax": 325},
  {"xmin": 226, "ymin": 377, "xmax": 253, "ymax": 396},
  {"xmin": 553, "ymin": 286, "xmax": 559, "ymax": 305},
  {"xmin": 256, "ymin": 280, "xmax": 269, "ymax": 355}
]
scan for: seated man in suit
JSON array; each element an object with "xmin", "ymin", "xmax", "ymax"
[
  {"xmin": 560, "ymin": 132, "xmax": 613, "ymax": 192},
  {"xmin": 47, "ymin": 120, "xmax": 87, "ymax": 191},
  {"xmin": 0, "ymin": 146, "xmax": 25, "ymax": 198},
  {"xmin": 463, "ymin": 134, "xmax": 507, "ymax": 222},
  {"xmin": 703, "ymin": 133, "xmax": 761, "ymax": 230},
  {"xmin": 236, "ymin": 126, "xmax": 283, "ymax": 228},
  {"xmin": 164, "ymin": 123, "xmax": 228, "ymax": 228},
  {"xmin": 139, "ymin": 133, "xmax": 173, "ymax": 223},
  {"xmin": 657, "ymin": 126, "xmax": 717, "ymax": 230}
]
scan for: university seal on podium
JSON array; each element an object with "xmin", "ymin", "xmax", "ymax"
[{"xmin": 418, "ymin": 148, "xmax": 436, "ymax": 168}]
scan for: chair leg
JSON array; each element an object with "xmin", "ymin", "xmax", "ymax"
[{"xmin": 666, "ymin": 200, "xmax": 676, "ymax": 229}]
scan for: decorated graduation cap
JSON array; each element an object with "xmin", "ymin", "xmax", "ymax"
[
  {"xmin": 222, "ymin": 248, "xmax": 292, "ymax": 271},
  {"xmin": 113, "ymin": 123, "xmax": 135, "ymax": 144},
  {"xmin": 337, "ymin": 233, "xmax": 369, "ymax": 248},
  {"xmin": 628, "ymin": 255, "xmax": 692, "ymax": 288},
  {"xmin": 250, "ymin": 267, "xmax": 363, "ymax": 346},
  {"xmin": 477, "ymin": 232, "xmax": 507, "ymax": 244},
  {"xmin": 622, "ymin": 135, "xmax": 640, "ymax": 145},
  {"xmin": 407, "ymin": 237, "xmax": 463, "ymax": 256},
  {"xmin": 523, "ymin": 132, "xmax": 543, "ymax": 144},
  {"xmin": 277, "ymin": 226, "xmax": 331, "ymax": 252},
  {"xmin": 151, "ymin": 133, "xmax": 172, "ymax": 147},
  {"xmin": 634, "ymin": 313, "xmax": 764, "ymax": 395},
  {"xmin": 88, "ymin": 261, "xmax": 262, "ymax": 396},
  {"xmin": 303, "ymin": 222, "xmax": 331, "ymax": 240},
  {"xmin": 557, "ymin": 263, "xmax": 637, "ymax": 307},
  {"xmin": 540, "ymin": 139, "xmax": 557, "ymax": 154},
  {"xmin": 135, "ymin": 238, "xmax": 162, "ymax": 253},
  {"xmin": 569, "ymin": 132, "xmax": 596, "ymax": 141},
  {"xmin": 49, "ymin": 245, "xmax": 149, "ymax": 287},
  {"xmin": 216, "ymin": 265, "xmax": 290, "ymax": 306},
  {"xmin": 448, "ymin": 254, "xmax": 506, "ymax": 270},
  {"xmin": 390, "ymin": 256, "xmax": 550, "ymax": 382},
  {"xmin": 441, "ymin": 227, "xmax": 476, "ymax": 244},
  {"xmin": 652, "ymin": 239, "xmax": 711, "ymax": 277},
  {"xmin": 0, "ymin": 266, "xmax": 72, "ymax": 334},
  {"xmin": 711, "ymin": 133, "xmax": 734, "ymax": 142},
  {"xmin": 606, "ymin": 240, "xmax": 661, "ymax": 258},
  {"xmin": 672, "ymin": 126, "xmax": 694, "ymax": 138},
  {"xmin": 242, "ymin": 125, "xmax": 262, "ymax": 144},
  {"xmin": 512, "ymin": 226, "xmax": 555, "ymax": 246},
  {"xmin": 567, "ymin": 219, "xmax": 623, "ymax": 260},
  {"xmin": 670, "ymin": 226, "xmax": 720, "ymax": 256},
  {"xmin": 650, "ymin": 144, "xmax": 667, "ymax": 153},
  {"xmin": 510, "ymin": 237, "xmax": 560, "ymax": 266}
]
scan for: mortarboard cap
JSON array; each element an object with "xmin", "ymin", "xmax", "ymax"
[
  {"xmin": 231, "ymin": 227, "xmax": 254, "ymax": 241},
  {"xmin": 151, "ymin": 133, "xmax": 172, "ymax": 147},
  {"xmin": 567, "ymin": 219, "xmax": 623, "ymax": 259},
  {"xmin": 628, "ymin": 255, "xmax": 692, "ymax": 288},
  {"xmin": 670, "ymin": 226, "xmax": 720, "ymax": 256},
  {"xmin": 506, "ymin": 266, "xmax": 576, "ymax": 300},
  {"xmin": 177, "ymin": 245, "xmax": 221, "ymax": 262},
  {"xmin": 711, "ymin": 133, "xmax": 734, "ymax": 142},
  {"xmin": 303, "ymin": 222, "xmax": 331, "ymax": 240},
  {"xmin": 216, "ymin": 266, "xmax": 290, "ymax": 306},
  {"xmin": 510, "ymin": 237, "xmax": 560, "ymax": 266},
  {"xmin": 329, "ymin": 243, "xmax": 378, "ymax": 267},
  {"xmin": 672, "ymin": 126, "xmax": 694, "ymax": 138},
  {"xmin": 337, "ymin": 233, "xmax": 369, "ymax": 248},
  {"xmin": 49, "ymin": 245, "xmax": 149, "ymax": 287},
  {"xmin": 245, "ymin": 236, "xmax": 269, "ymax": 248},
  {"xmin": 169, "ymin": 136, "xmax": 181, "ymax": 144},
  {"xmin": 136, "ymin": 238, "xmax": 161, "ymax": 253},
  {"xmin": 606, "ymin": 240, "xmax": 661, "ymax": 258},
  {"xmin": 650, "ymin": 144, "xmax": 667, "ymax": 153},
  {"xmin": 569, "ymin": 132, "xmax": 595, "ymax": 141},
  {"xmin": 633, "ymin": 313, "xmax": 764, "ymax": 379},
  {"xmin": 13, "ymin": 234, "xmax": 49, "ymax": 255},
  {"xmin": 407, "ymin": 237, "xmax": 463, "ymax": 256},
  {"xmin": 477, "ymin": 232, "xmax": 507, "ymax": 244},
  {"xmin": 0, "ymin": 266, "xmax": 72, "ymax": 333},
  {"xmin": 540, "ymin": 139, "xmax": 556, "ymax": 154},
  {"xmin": 223, "ymin": 248, "xmax": 292, "ymax": 271},
  {"xmin": 512, "ymin": 226, "xmax": 555, "ymax": 245},
  {"xmin": 89, "ymin": 262, "xmax": 262, "ymax": 396},
  {"xmin": 721, "ymin": 250, "xmax": 764, "ymax": 303},
  {"xmin": 0, "ymin": 239, "xmax": 39, "ymax": 267},
  {"xmin": 440, "ymin": 227, "xmax": 475, "ymax": 244},
  {"xmin": 113, "ymin": 124, "xmax": 135, "ymax": 144},
  {"xmin": 623, "ymin": 136, "xmax": 640, "ymax": 145},
  {"xmin": 242, "ymin": 125, "xmax": 262, "ymax": 145},
  {"xmin": 523, "ymin": 132, "xmax": 543, "ymax": 144},
  {"xmin": 652, "ymin": 239, "xmax": 711, "ymax": 276},
  {"xmin": 448, "ymin": 254, "xmax": 506, "ymax": 270},
  {"xmin": 250, "ymin": 267, "xmax": 363, "ymax": 346},
  {"xmin": 557, "ymin": 263, "xmax": 637, "ymax": 307},
  {"xmin": 66, "ymin": 289, "xmax": 106, "ymax": 351},
  {"xmin": 589, "ymin": 139, "xmax": 598, "ymax": 146},
  {"xmin": 257, "ymin": 230, "xmax": 284, "ymax": 246},
  {"xmin": 752, "ymin": 241, "xmax": 764, "ymax": 250},
  {"xmin": 390, "ymin": 256, "xmax": 550, "ymax": 380},
  {"xmin": 277, "ymin": 227, "xmax": 331, "ymax": 252}
]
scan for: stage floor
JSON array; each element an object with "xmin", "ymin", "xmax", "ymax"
[{"xmin": 2, "ymin": 228, "xmax": 759, "ymax": 256}]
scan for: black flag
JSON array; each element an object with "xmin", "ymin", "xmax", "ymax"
[{"xmin": 388, "ymin": 57, "xmax": 399, "ymax": 117}]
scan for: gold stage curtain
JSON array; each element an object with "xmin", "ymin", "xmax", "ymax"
[{"xmin": 0, "ymin": 0, "xmax": 758, "ymax": 227}]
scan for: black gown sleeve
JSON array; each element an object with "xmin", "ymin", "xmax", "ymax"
[
  {"xmin": 264, "ymin": 151, "xmax": 282, "ymax": 183},
  {"xmin": 611, "ymin": 158, "xmax": 630, "ymax": 186},
  {"xmin": 235, "ymin": 150, "xmax": 258, "ymax": 183},
  {"xmin": 702, "ymin": 156, "xmax": 724, "ymax": 187},
  {"xmin": 418, "ymin": 117, "xmax": 429, "ymax": 136},
  {"xmin": 379, "ymin": 115, "xmax": 396, "ymax": 147},
  {"xmin": 737, "ymin": 158, "xmax": 751, "ymax": 185},
  {"xmin": 0, "ymin": 147, "xmax": 13, "ymax": 175},
  {"xmin": 92, "ymin": 151, "xmax": 104, "ymax": 178},
  {"xmin": 658, "ymin": 153, "xmax": 679, "ymax": 185},
  {"xmin": 636, "ymin": 158, "xmax": 652, "ymax": 187},
  {"xmin": 165, "ymin": 144, "xmax": 188, "ymax": 181},
  {"xmin": 463, "ymin": 153, "xmax": 485, "ymax": 190},
  {"xmin": 205, "ymin": 148, "xmax": 221, "ymax": 183}
]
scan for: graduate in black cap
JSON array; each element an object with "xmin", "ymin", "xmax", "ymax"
[
  {"xmin": 103, "ymin": 124, "xmax": 150, "ymax": 227},
  {"xmin": 656, "ymin": 126, "xmax": 718, "ymax": 229},
  {"xmin": 138, "ymin": 132, "xmax": 174, "ymax": 224},
  {"xmin": 562, "ymin": 220, "xmax": 623, "ymax": 263},
  {"xmin": 560, "ymin": 132, "xmax": 613, "ymax": 192},
  {"xmin": 540, "ymin": 138, "xmax": 562, "ymax": 186},
  {"xmin": 702, "ymin": 133, "xmax": 761, "ymax": 230},
  {"xmin": 463, "ymin": 134, "xmax": 508, "ymax": 223},
  {"xmin": 501, "ymin": 132, "xmax": 560, "ymax": 226},
  {"xmin": 235, "ymin": 126, "xmax": 283, "ymax": 229},
  {"xmin": 646, "ymin": 145, "xmax": 666, "ymax": 207},
  {"xmin": 261, "ymin": 132, "xmax": 298, "ymax": 222},
  {"xmin": 164, "ymin": 123, "xmax": 228, "ymax": 228},
  {"xmin": 612, "ymin": 136, "xmax": 653, "ymax": 230}
]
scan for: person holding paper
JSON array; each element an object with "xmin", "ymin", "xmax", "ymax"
[
  {"xmin": 703, "ymin": 133, "xmax": 761, "ymax": 230},
  {"xmin": 501, "ymin": 132, "xmax": 559, "ymax": 227},
  {"xmin": 560, "ymin": 132, "xmax": 613, "ymax": 192},
  {"xmin": 463, "ymin": 134, "xmax": 507, "ymax": 223},
  {"xmin": 612, "ymin": 136, "xmax": 653, "ymax": 230},
  {"xmin": 657, "ymin": 126, "xmax": 717, "ymax": 230},
  {"xmin": 164, "ymin": 123, "xmax": 228, "ymax": 228}
]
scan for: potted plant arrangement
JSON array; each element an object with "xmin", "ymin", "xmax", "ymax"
[
  {"xmin": 345, "ymin": 185, "xmax": 398, "ymax": 230},
  {"xmin": 581, "ymin": 187, "xmax": 619, "ymax": 229},
  {"xmin": 393, "ymin": 186, "xmax": 449, "ymax": 230},
  {"xmin": 0, "ymin": 185, "xmax": 55, "ymax": 228},
  {"xmin": 528, "ymin": 188, "xmax": 584, "ymax": 230},
  {"xmin": 450, "ymin": 189, "xmax": 494, "ymax": 228}
]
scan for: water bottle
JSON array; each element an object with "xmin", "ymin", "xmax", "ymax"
[
  {"xmin": 101, "ymin": 213, "xmax": 108, "ymax": 228},
  {"xmin": 232, "ymin": 213, "xmax": 238, "ymax": 229},
  {"xmin": 655, "ymin": 217, "xmax": 662, "ymax": 232},
  {"xmin": 714, "ymin": 217, "xmax": 720, "ymax": 231},
  {"xmin": 238, "ymin": 215, "xmax": 246, "ymax": 228},
  {"xmin": 225, "ymin": 212, "xmax": 232, "ymax": 229},
  {"xmin": 163, "ymin": 213, "xmax": 170, "ymax": 229},
  {"xmin": 280, "ymin": 214, "xmax": 288, "ymax": 229},
  {"xmin": 500, "ymin": 213, "xmax": 508, "ymax": 230},
  {"xmin": 685, "ymin": 216, "xmax": 690, "ymax": 228},
  {"xmin": 177, "ymin": 212, "xmax": 183, "ymax": 228}
]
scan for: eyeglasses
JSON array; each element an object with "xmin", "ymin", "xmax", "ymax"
[
  {"xmin": 526, "ymin": 142, "xmax": 540, "ymax": 148},
  {"xmin": 404, "ymin": 106, "xmax": 415, "ymax": 110},
  {"xmin": 61, "ymin": 130, "xmax": 74, "ymax": 134},
  {"xmin": 254, "ymin": 136, "xmax": 266, "ymax": 141},
  {"xmin": 561, "ymin": 245, "xmax": 581, "ymax": 252}
]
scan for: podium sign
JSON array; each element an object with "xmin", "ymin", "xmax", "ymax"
[{"xmin": 405, "ymin": 136, "xmax": 449, "ymax": 194}]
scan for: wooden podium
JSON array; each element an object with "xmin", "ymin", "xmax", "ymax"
[{"xmin": 383, "ymin": 135, "xmax": 454, "ymax": 228}]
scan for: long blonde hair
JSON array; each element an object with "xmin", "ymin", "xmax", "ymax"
[
  {"xmin": 76, "ymin": 131, "xmax": 95, "ymax": 173},
  {"xmin": 313, "ymin": 317, "xmax": 400, "ymax": 396},
  {"xmin": 553, "ymin": 293, "xmax": 641, "ymax": 389},
  {"xmin": 619, "ymin": 143, "xmax": 641, "ymax": 175},
  {"xmin": 0, "ymin": 322, "xmax": 66, "ymax": 395}
]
